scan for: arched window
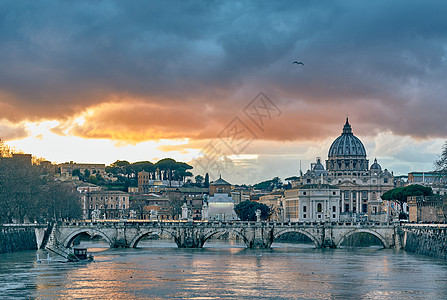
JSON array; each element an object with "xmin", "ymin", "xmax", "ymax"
[{"xmin": 317, "ymin": 203, "xmax": 323, "ymax": 212}]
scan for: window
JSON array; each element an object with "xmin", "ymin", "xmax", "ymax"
[
  {"xmin": 303, "ymin": 191, "xmax": 307, "ymax": 195},
  {"xmin": 333, "ymin": 191, "xmax": 336, "ymax": 195},
  {"xmin": 332, "ymin": 206, "xmax": 336, "ymax": 212},
  {"xmin": 317, "ymin": 203, "xmax": 323, "ymax": 212},
  {"xmin": 307, "ymin": 179, "xmax": 311, "ymax": 183},
  {"xmin": 362, "ymin": 204, "xmax": 367, "ymax": 212},
  {"xmin": 344, "ymin": 191, "xmax": 349, "ymax": 198},
  {"xmin": 303, "ymin": 214, "xmax": 306, "ymax": 219},
  {"xmin": 345, "ymin": 204, "xmax": 349, "ymax": 212},
  {"xmin": 333, "ymin": 214, "xmax": 336, "ymax": 219},
  {"xmin": 384, "ymin": 178, "xmax": 388, "ymax": 183},
  {"xmin": 303, "ymin": 206, "xmax": 307, "ymax": 212},
  {"xmin": 318, "ymin": 214, "xmax": 321, "ymax": 218}
]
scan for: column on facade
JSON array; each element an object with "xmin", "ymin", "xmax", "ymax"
[
  {"xmin": 356, "ymin": 191, "xmax": 361, "ymax": 213},
  {"xmin": 310, "ymin": 198, "xmax": 314, "ymax": 221},
  {"xmin": 350, "ymin": 191, "xmax": 353, "ymax": 213}
]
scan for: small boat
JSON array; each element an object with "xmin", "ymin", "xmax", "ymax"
[
  {"xmin": 70, "ymin": 247, "xmax": 94, "ymax": 262},
  {"xmin": 46, "ymin": 244, "xmax": 94, "ymax": 262}
]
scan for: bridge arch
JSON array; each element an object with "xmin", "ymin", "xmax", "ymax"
[
  {"xmin": 273, "ymin": 229, "xmax": 321, "ymax": 248},
  {"xmin": 202, "ymin": 228, "xmax": 250, "ymax": 248},
  {"xmin": 62, "ymin": 229, "xmax": 113, "ymax": 248},
  {"xmin": 336, "ymin": 229, "xmax": 389, "ymax": 248},
  {"xmin": 129, "ymin": 229, "xmax": 174, "ymax": 248}
]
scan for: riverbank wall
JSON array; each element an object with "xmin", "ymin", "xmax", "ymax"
[
  {"xmin": 403, "ymin": 225, "xmax": 447, "ymax": 259},
  {"xmin": 0, "ymin": 224, "xmax": 49, "ymax": 254}
]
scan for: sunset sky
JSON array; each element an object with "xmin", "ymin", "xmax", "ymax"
[{"xmin": 1, "ymin": 1, "xmax": 447, "ymax": 184}]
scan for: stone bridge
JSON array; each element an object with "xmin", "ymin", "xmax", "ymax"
[{"xmin": 50, "ymin": 220, "xmax": 402, "ymax": 249}]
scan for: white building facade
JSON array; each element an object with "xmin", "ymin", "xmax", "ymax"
[
  {"xmin": 284, "ymin": 184, "xmax": 341, "ymax": 222},
  {"xmin": 293, "ymin": 119, "xmax": 394, "ymax": 221},
  {"xmin": 207, "ymin": 193, "xmax": 239, "ymax": 221}
]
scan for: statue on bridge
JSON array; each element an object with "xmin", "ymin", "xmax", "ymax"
[{"xmin": 91, "ymin": 209, "xmax": 100, "ymax": 221}]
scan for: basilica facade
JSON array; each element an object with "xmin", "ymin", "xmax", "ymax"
[{"xmin": 289, "ymin": 118, "xmax": 394, "ymax": 221}]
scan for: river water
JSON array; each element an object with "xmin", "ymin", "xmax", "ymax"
[{"xmin": 1, "ymin": 239, "xmax": 447, "ymax": 300}]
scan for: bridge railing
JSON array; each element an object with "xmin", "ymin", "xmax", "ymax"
[
  {"xmin": 400, "ymin": 223, "xmax": 447, "ymax": 228},
  {"xmin": 58, "ymin": 219, "xmax": 394, "ymax": 227},
  {"xmin": 1, "ymin": 223, "xmax": 47, "ymax": 228}
]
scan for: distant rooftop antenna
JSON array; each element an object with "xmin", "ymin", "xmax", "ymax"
[{"xmin": 300, "ymin": 160, "xmax": 302, "ymax": 176}]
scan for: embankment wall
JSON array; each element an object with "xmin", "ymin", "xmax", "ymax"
[
  {"xmin": 403, "ymin": 225, "xmax": 447, "ymax": 259},
  {"xmin": 0, "ymin": 225, "xmax": 38, "ymax": 253}
]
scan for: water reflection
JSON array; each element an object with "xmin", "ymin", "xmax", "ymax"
[{"xmin": 1, "ymin": 239, "xmax": 447, "ymax": 299}]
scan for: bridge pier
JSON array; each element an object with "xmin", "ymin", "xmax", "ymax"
[
  {"xmin": 111, "ymin": 223, "xmax": 130, "ymax": 248},
  {"xmin": 321, "ymin": 226, "xmax": 337, "ymax": 248},
  {"xmin": 244, "ymin": 224, "xmax": 274, "ymax": 249},
  {"xmin": 174, "ymin": 227, "xmax": 205, "ymax": 248}
]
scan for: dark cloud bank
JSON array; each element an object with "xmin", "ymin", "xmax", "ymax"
[{"xmin": 1, "ymin": 0, "xmax": 446, "ymax": 141}]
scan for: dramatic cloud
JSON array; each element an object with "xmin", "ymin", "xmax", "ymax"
[
  {"xmin": 0, "ymin": 119, "xmax": 27, "ymax": 141},
  {"xmin": 1, "ymin": 1, "xmax": 447, "ymax": 182},
  {"xmin": 1, "ymin": 0, "xmax": 447, "ymax": 143}
]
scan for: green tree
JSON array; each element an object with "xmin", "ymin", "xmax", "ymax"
[
  {"xmin": 381, "ymin": 184, "xmax": 433, "ymax": 218},
  {"xmin": 106, "ymin": 160, "xmax": 131, "ymax": 175},
  {"xmin": 195, "ymin": 175, "xmax": 204, "ymax": 186},
  {"xmin": 434, "ymin": 141, "xmax": 447, "ymax": 173},
  {"xmin": 71, "ymin": 169, "xmax": 81, "ymax": 179},
  {"xmin": 88, "ymin": 175, "xmax": 99, "ymax": 185},
  {"xmin": 254, "ymin": 177, "xmax": 282, "ymax": 191},
  {"xmin": 235, "ymin": 200, "xmax": 271, "ymax": 221},
  {"xmin": 156, "ymin": 158, "xmax": 178, "ymax": 186},
  {"xmin": 131, "ymin": 161, "xmax": 155, "ymax": 173},
  {"xmin": 204, "ymin": 173, "xmax": 210, "ymax": 188},
  {"xmin": 95, "ymin": 173, "xmax": 104, "ymax": 183},
  {"xmin": 155, "ymin": 158, "xmax": 193, "ymax": 186}
]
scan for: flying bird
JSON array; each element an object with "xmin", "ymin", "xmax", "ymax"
[{"xmin": 293, "ymin": 61, "xmax": 304, "ymax": 66}]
